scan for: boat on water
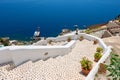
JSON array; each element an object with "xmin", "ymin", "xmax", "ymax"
[{"xmin": 32, "ymin": 27, "xmax": 41, "ymax": 41}]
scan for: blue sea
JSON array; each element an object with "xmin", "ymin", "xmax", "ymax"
[{"xmin": 0, "ymin": 0, "xmax": 120, "ymax": 41}]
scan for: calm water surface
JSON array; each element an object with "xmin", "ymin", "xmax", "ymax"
[{"xmin": 0, "ymin": 0, "xmax": 120, "ymax": 40}]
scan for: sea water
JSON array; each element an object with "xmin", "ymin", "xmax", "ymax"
[{"xmin": 0, "ymin": 0, "xmax": 120, "ymax": 40}]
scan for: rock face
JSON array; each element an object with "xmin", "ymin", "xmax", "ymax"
[
  {"xmin": 60, "ymin": 29, "xmax": 72, "ymax": 35},
  {"xmin": 102, "ymin": 31, "xmax": 112, "ymax": 38},
  {"xmin": 106, "ymin": 21, "xmax": 120, "ymax": 36},
  {"xmin": 0, "ymin": 37, "xmax": 10, "ymax": 46}
]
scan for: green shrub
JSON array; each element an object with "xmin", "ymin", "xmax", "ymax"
[
  {"xmin": 94, "ymin": 52, "xmax": 102, "ymax": 61},
  {"xmin": 96, "ymin": 47, "xmax": 103, "ymax": 53},
  {"xmin": 106, "ymin": 52, "xmax": 120, "ymax": 80},
  {"xmin": 80, "ymin": 57, "xmax": 93, "ymax": 70},
  {"xmin": 85, "ymin": 29, "xmax": 91, "ymax": 34}
]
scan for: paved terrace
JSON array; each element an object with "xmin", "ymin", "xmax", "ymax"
[{"xmin": 0, "ymin": 40, "xmax": 99, "ymax": 80}]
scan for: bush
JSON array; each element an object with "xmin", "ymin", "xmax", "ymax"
[
  {"xmin": 94, "ymin": 52, "xmax": 102, "ymax": 62},
  {"xmin": 48, "ymin": 40, "xmax": 53, "ymax": 44},
  {"xmin": 85, "ymin": 29, "xmax": 91, "ymax": 34},
  {"xmin": 79, "ymin": 36, "xmax": 84, "ymax": 41},
  {"xmin": 3, "ymin": 42, "xmax": 9, "ymax": 46},
  {"xmin": 0, "ymin": 38, "xmax": 9, "ymax": 46},
  {"xmin": 67, "ymin": 37, "xmax": 71, "ymax": 42},
  {"xmin": 106, "ymin": 52, "xmax": 120, "ymax": 80},
  {"xmin": 93, "ymin": 39, "xmax": 98, "ymax": 45},
  {"xmin": 96, "ymin": 47, "xmax": 103, "ymax": 53},
  {"xmin": 80, "ymin": 57, "xmax": 93, "ymax": 70}
]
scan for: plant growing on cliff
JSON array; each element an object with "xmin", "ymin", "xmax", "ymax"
[{"xmin": 106, "ymin": 52, "xmax": 120, "ymax": 80}]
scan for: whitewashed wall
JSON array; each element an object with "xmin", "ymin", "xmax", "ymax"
[
  {"xmin": 36, "ymin": 32, "xmax": 108, "ymax": 51},
  {"xmin": 0, "ymin": 32, "xmax": 111, "ymax": 79},
  {"xmin": 0, "ymin": 47, "xmax": 12, "ymax": 64},
  {"xmin": 37, "ymin": 32, "xmax": 110, "ymax": 80},
  {"xmin": 0, "ymin": 40, "xmax": 76, "ymax": 66},
  {"xmin": 11, "ymin": 47, "xmax": 69, "ymax": 66},
  {"xmin": 78, "ymin": 33, "xmax": 108, "ymax": 50}
]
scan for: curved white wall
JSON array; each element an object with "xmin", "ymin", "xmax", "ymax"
[
  {"xmin": 37, "ymin": 32, "xmax": 111, "ymax": 80},
  {"xmin": 0, "ymin": 32, "xmax": 111, "ymax": 79}
]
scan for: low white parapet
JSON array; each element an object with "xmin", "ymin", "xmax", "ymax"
[{"xmin": 0, "ymin": 40, "xmax": 76, "ymax": 66}]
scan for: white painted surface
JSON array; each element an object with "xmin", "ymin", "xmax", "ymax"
[
  {"xmin": 11, "ymin": 47, "xmax": 69, "ymax": 66},
  {"xmin": 0, "ymin": 40, "xmax": 76, "ymax": 66},
  {"xmin": 0, "ymin": 47, "xmax": 12, "ymax": 64},
  {"xmin": 33, "ymin": 32, "xmax": 107, "ymax": 51},
  {"xmin": 0, "ymin": 32, "xmax": 111, "ymax": 79}
]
